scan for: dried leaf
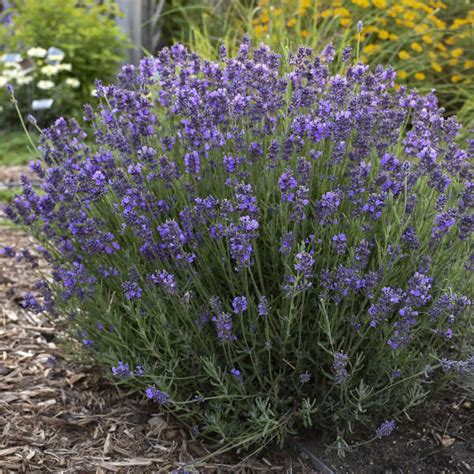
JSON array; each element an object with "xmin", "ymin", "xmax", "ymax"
[{"xmin": 68, "ymin": 373, "xmax": 86, "ymax": 385}]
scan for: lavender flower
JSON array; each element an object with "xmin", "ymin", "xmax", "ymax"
[
  {"xmin": 232, "ymin": 296, "xmax": 247, "ymax": 314},
  {"xmin": 122, "ymin": 280, "xmax": 142, "ymax": 300},
  {"xmin": 230, "ymin": 368, "xmax": 243, "ymax": 383},
  {"xmin": 0, "ymin": 246, "xmax": 16, "ymax": 257},
  {"xmin": 294, "ymin": 251, "xmax": 315, "ymax": 279},
  {"xmin": 258, "ymin": 296, "xmax": 270, "ymax": 317},
  {"xmin": 280, "ymin": 232, "xmax": 296, "ymax": 256},
  {"xmin": 332, "ymin": 233, "xmax": 348, "ymax": 255},
  {"xmin": 341, "ymin": 46, "xmax": 352, "ymax": 63},
  {"xmin": 212, "ymin": 312, "xmax": 237, "ymax": 342},
  {"xmin": 376, "ymin": 420, "xmax": 396, "ymax": 438},
  {"xmin": 149, "ymin": 269, "xmax": 178, "ymax": 295},
  {"xmin": 279, "ymin": 169, "xmax": 298, "ymax": 202},
  {"xmin": 432, "ymin": 209, "xmax": 457, "ymax": 239},
  {"xmin": 184, "ymin": 151, "xmax": 200, "ymax": 175},
  {"xmin": 112, "ymin": 361, "xmax": 132, "ymax": 378},
  {"xmin": 299, "ymin": 371, "xmax": 311, "ymax": 384},
  {"xmin": 315, "ymin": 190, "xmax": 342, "ymax": 225},
  {"xmin": 333, "ymin": 351, "xmax": 349, "ymax": 384},
  {"xmin": 145, "ymin": 386, "xmax": 170, "ymax": 405},
  {"xmin": 440, "ymin": 356, "xmax": 474, "ymax": 375}
]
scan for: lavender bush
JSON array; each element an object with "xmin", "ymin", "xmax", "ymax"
[{"xmin": 5, "ymin": 38, "xmax": 473, "ymax": 451}]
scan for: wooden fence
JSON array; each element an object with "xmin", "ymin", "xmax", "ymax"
[{"xmin": 116, "ymin": 0, "xmax": 165, "ymax": 64}]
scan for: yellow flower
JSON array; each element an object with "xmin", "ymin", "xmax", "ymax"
[
  {"xmin": 321, "ymin": 9, "xmax": 333, "ymax": 19},
  {"xmin": 259, "ymin": 13, "xmax": 269, "ymax": 23},
  {"xmin": 398, "ymin": 70, "xmax": 408, "ymax": 79},
  {"xmin": 451, "ymin": 74, "xmax": 462, "ymax": 83},
  {"xmin": 431, "ymin": 18, "xmax": 446, "ymax": 29},
  {"xmin": 365, "ymin": 26, "xmax": 380, "ymax": 33},
  {"xmin": 403, "ymin": 10, "xmax": 416, "ymax": 21},
  {"xmin": 431, "ymin": 62, "xmax": 442, "ymax": 72},
  {"xmin": 420, "ymin": 4, "xmax": 435, "ymax": 14},
  {"xmin": 373, "ymin": 0, "xmax": 387, "ymax": 8},
  {"xmin": 273, "ymin": 8, "xmax": 282, "ymax": 16},
  {"xmin": 405, "ymin": 20, "xmax": 416, "ymax": 29},
  {"xmin": 463, "ymin": 60, "xmax": 474, "ymax": 69},
  {"xmin": 287, "ymin": 18, "xmax": 297, "ymax": 27},
  {"xmin": 300, "ymin": 29, "xmax": 310, "ymax": 38},
  {"xmin": 334, "ymin": 7, "xmax": 350, "ymax": 16},
  {"xmin": 436, "ymin": 43, "xmax": 447, "ymax": 52},
  {"xmin": 451, "ymin": 48, "xmax": 463, "ymax": 58},
  {"xmin": 422, "ymin": 34, "xmax": 433, "ymax": 44},
  {"xmin": 389, "ymin": 33, "xmax": 398, "ymax": 41},
  {"xmin": 448, "ymin": 58, "xmax": 459, "ymax": 66},
  {"xmin": 414, "ymin": 24, "xmax": 428, "ymax": 34},
  {"xmin": 399, "ymin": 50, "xmax": 411, "ymax": 60},
  {"xmin": 364, "ymin": 44, "xmax": 379, "ymax": 55},
  {"xmin": 414, "ymin": 72, "xmax": 426, "ymax": 80},
  {"xmin": 450, "ymin": 18, "xmax": 467, "ymax": 30},
  {"xmin": 254, "ymin": 24, "xmax": 268, "ymax": 36},
  {"xmin": 340, "ymin": 18, "xmax": 352, "ymax": 27},
  {"xmin": 378, "ymin": 29, "xmax": 390, "ymax": 40},
  {"xmin": 352, "ymin": 0, "xmax": 370, "ymax": 7},
  {"xmin": 411, "ymin": 42, "xmax": 423, "ymax": 53}
]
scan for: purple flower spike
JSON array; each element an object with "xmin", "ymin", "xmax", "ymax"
[
  {"xmin": 376, "ymin": 420, "xmax": 396, "ymax": 438},
  {"xmin": 299, "ymin": 371, "xmax": 311, "ymax": 384},
  {"xmin": 145, "ymin": 386, "xmax": 170, "ymax": 405},
  {"xmin": 112, "ymin": 360, "xmax": 132, "ymax": 378},
  {"xmin": 232, "ymin": 296, "xmax": 247, "ymax": 314}
]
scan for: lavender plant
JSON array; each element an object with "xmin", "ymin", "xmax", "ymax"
[{"xmin": 5, "ymin": 38, "xmax": 473, "ymax": 452}]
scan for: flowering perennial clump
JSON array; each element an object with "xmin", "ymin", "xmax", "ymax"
[{"xmin": 5, "ymin": 38, "xmax": 473, "ymax": 451}]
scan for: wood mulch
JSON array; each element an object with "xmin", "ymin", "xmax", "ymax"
[{"xmin": 0, "ymin": 165, "xmax": 34, "ymax": 192}]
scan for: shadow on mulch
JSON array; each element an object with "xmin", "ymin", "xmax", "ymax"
[
  {"xmin": 1, "ymin": 225, "xmax": 472, "ymax": 473},
  {"xmin": 300, "ymin": 387, "xmax": 473, "ymax": 473}
]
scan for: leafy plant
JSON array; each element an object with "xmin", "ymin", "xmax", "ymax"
[
  {"xmin": 0, "ymin": 0, "xmax": 129, "ymax": 108},
  {"xmin": 4, "ymin": 40, "xmax": 473, "ymax": 453},
  {"xmin": 0, "ymin": 47, "xmax": 85, "ymax": 128}
]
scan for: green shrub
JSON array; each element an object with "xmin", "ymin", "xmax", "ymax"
[
  {"xmin": 0, "ymin": 47, "xmax": 86, "ymax": 129},
  {"xmin": 6, "ymin": 40, "xmax": 473, "ymax": 454},
  {"xmin": 1, "ymin": 0, "xmax": 129, "ymax": 110}
]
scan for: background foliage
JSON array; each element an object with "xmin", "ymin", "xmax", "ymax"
[{"xmin": 0, "ymin": 0, "xmax": 129, "ymax": 123}]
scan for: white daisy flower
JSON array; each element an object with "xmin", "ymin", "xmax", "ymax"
[
  {"xmin": 27, "ymin": 47, "xmax": 47, "ymax": 58},
  {"xmin": 37, "ymin": 80, "xmax": 55, "ymax": 90},
  {"xmin": 65, "ymin": 78, "xmax": 80, "ymax": 88}
]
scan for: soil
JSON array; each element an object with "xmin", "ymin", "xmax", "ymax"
[
  {"xmin": 0, "ymin": 166, "xmax": 473, "ymax": 472},
  {"xmin": 302, "ymin": 390, "xmax": 473, "ymax": 473}
]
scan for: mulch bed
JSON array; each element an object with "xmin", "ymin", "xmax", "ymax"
[{"xmin": 1, "ymin": 166, "xmax": 472, "ymax": 472}]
